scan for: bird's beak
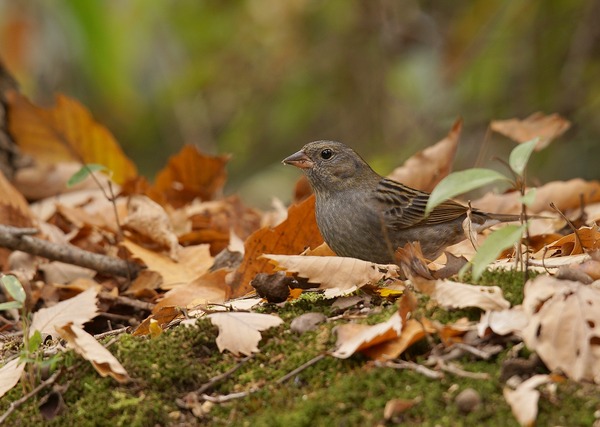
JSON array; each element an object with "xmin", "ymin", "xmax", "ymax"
[{"xmin": 282, "ymin": 150, "xmax": 314, "ymax": 169}]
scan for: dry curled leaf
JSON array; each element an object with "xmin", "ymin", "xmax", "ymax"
[
  {"xmin": 147, "ymin": 144, "xmax": 229, "ymax": 208},
  {"xmin": 0, "ymin": 358, "xmax": 26, "ymax": 399},
  {"xmin": 491, "ymin": 112, "xmax": 571, "ymax": 150},
  {"xmin": 473, "ymin": 179, "xmax": 600, "ymax": 215},
  {"xmin": 503, "ymin": 374, "xmax": 552, "ymax": 426},
  {"xmin": 29, "ymin": 287, "xmax": 99, "ymax": 339},
  {"xmin": 229, "ymin": 195, "xmax": 323, "ymax": 297},
  {"xmin": 412, "ymin": 277, "xmax": 510, "ymax": 311},
  {"xmin": 332, "ymin": 312, "xmax": 403, "ymax": 359},
  {"xmin": 56, "ymin": 322, "xmax": 130, "ymax": 383},
  {"xmin": 208, "ymin": 312, "xmax": 283, "ymax": 356},
  {"xmin": 153, "ymin": 269, "xmax": 230, "ymax": 312},
  {"xmin": 522, "ymin": 275, "xmax": 600, "ymax": 383},
  {"xmin": 263, "ymin": 254, "xmax": 399, "ymax": 297},
  {"xmin": 387, "ymin": 118, "xmax": 462, "ymax": 192},
  {"xmin": 121, "ymin": 240, "xmax": 213, "ymax": 290}
]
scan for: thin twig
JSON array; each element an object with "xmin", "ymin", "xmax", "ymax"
[
  {"xmin": 438, "ymin": 361, "xmax": 490, "ymax": 380},
  {"xmin": 377, "ymin": 360, "xmax": 444, "ymax": 379},
  {"xmin": 196, "ymin": 356, "xmax": 252, "ymax": 395},
  {"xmin": 0, "ymin": 369, "xmax": 61, "ymax": 424},
  {"xmin": 93, "ymin": 326, "xmax": 130, "ymax": 340},
  {"xmin": 276, "ymin": 354, "xmax": 326, "ymax": 384},
  {"xmin": 99, "ymin": 292, "xmax": 154, "ymax": 311},
  {"xmin": 201, "ymin": 388, "xmax": 260, "ymax": 403},
  {"xmin": 453, "ymin": 343, "xmax": 502, "ymax": 360}
]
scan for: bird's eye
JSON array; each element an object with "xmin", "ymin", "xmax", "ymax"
[{"xmin": 320, "ymin": 149, "xmax": 333, "ymax": 160}]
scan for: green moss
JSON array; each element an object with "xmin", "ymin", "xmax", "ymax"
[{"xmin": 1, "ymin": 270, "xmax": 597, "ymax": 426}]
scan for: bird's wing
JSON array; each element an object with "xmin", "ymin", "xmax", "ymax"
[{"xmin": 375, "ymin": 178, "xmax": 468, "ymax": 229}]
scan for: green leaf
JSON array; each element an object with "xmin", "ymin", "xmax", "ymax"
[
  {"xmin": 509, "ymin": 138, "xmax": 538, "ymax": 176},
  {"xmin": 520, "ymin": 188, "xmax": 537, "ymax": 207},
  {"xmin": 1, "ymin": 274, "xmax": 26, "ymax": 304},
  {"xmin": 425, "ymin": 169, "xmax": 509, "ymax": 216},
  {"xmin": 469, "ymin": 224, "xmax": 526, "ymax": 281},
  {"xmin": 28, "ymin": 330, "xmax": 43, "ymax": 352},
  {"xmin": 0, "ymin": 301, "xmax": 23, "ymax": 311},
  {"xmin": 67, "ymin": 164, "xmax": 108, "ymax": 188}
]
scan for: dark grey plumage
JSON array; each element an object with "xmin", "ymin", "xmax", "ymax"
[{"xmin": 283, "ymin": 141, "xmax": 519, "ymax": 264}]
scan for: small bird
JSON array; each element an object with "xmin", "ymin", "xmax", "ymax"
[{"xmin": 282, "ymin": 141, "xmax": 521, "ymax": 264}]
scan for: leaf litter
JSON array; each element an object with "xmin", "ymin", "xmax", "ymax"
[{"xmin": 0, "ymin": 84, "xmax": 597, "ymax": 425}]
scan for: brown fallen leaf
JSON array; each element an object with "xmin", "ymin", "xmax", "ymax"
[
  {"xmin": 153, "ymin": 269, "xmax": 230, "ymax": 312},
  {"xmin": 263, "ymin": 254, "xmax": 400, "ymax": 297},
  {"xmin": 362, "ymin": 318, "xmax": 436, "ymax": 361},
  {"xmin": 121, "ymin": 240, "xmax": 213, "ymax": 290},
  {"xmin": 6, "ymin": 90, "xmax": 137, "ymax": 184},
  {"xmin": 546, "ymin": 226, "xmax": 600, "ymax": 256},
  {"xmin": 503, "ymin": 374, "xmax": 552, "ymax": 426},
  {"xmin": 332, "ymin": 312, "xmax": 403, "ymax": 359},
  {"xmin": 491, "ymin": 112, "xmax": 571, "ymax": 150},
  {"xmin": 412, "ymin": 277, "xmax": 511, "ymax": 311},
  {"xmin": 132, "ymin": 306, "xmax": 181, "ymax": 336},
  {"xmin": 472, "ymin": 179, "xmax": 600, "ymax": 215},
  {"xmin": 123, "ymin": 195, "xmax": 179, "ymax": 259},
  {"xmin": 207, "ymin": 312, "xmax": 283, "ymax": 356},
  {"xmin": 0, "ymin": 168, "xmax": 33, "ymax": 227},
  {"xmin": 387, "ymin": 118, "xmax": 462, "ymax": 192},
  {"xmin": 29, "ymin": 286, "xmax": 99, "ymax": 339},
  {"xmin": 56, "ymin": 322, "xmax": 129, "ymax": 383},
  {"xmin": 147, "ymin": 144, "xmax": 229, "ymax": 208},
  {"xmin": 522, "ymin": 275, "xmax": 600, "ymax": 383},
  {"xmin": 229, "ymin": 195, "xmax": 323, "ymax": 297}
]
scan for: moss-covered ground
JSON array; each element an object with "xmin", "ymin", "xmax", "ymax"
[{"xmin": 1, "ymin": 270, "xmax": 599, "ymax": 426}]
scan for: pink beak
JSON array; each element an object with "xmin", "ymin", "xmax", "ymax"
[{"xmin": 282, "ymin": 150, "xmax": 314, "ymax": 169}]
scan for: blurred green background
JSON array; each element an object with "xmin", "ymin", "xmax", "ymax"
[{"xmin": 1, "ymin": 0, "xmax": 599, "ymax": 207}]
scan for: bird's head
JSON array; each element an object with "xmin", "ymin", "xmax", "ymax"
[{"xmin": 282, "ymin": 141, "xmax": 378, "ymax": 193}]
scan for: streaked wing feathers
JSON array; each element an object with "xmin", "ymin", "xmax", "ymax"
[{"xmin": 375, "ymin": 178, "xmax": 468, "ymax": 229}]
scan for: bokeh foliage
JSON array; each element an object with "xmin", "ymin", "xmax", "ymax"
[{"xmin": 1, "ymin": 0, "xmax": 599, "ymax": 203}]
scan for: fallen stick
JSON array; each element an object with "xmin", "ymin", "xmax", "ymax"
[{"xmin": 0, "ymin": 224, "xmax": 142, "ymax": 278}]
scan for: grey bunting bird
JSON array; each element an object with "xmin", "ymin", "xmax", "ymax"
[{"xmin": 282, "ymin": 141, "xmax": 521, "ymax": 264}]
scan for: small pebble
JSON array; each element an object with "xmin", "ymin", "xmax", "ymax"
[
  {"xmin": 455, "ymin": 388, "xmax": 481, "ymax": 413},
  {"xmin": 290, "ymin": 312, "xmax": 327, "ymax": 334}
]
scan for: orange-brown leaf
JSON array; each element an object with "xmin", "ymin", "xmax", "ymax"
[
  {"xmin": 6, "ymin": 91, "xmax": 137, "ymax": 184},
  {"xmin": 148, "ymin": 144, "xmax": 229, "ymax": 208},
  {"xmin": 229, "ymin": 195, "xmax": 323, "ymax": 297}
]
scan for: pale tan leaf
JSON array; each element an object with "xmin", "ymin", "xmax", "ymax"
[
  {"xmin": 332, "ymin": 312, "xmax": 403, "ymax": 359},
  {"xmin": 477, "ymin": 307, "xmax": 528, "ymax": 338},
  {"xmin": 522, "ymin": 275, "xmax": 600, "ymax": 383},
  {"xmin": 413, "ymin": 278, "xmax": 510, "ymax": 311},
  {"xmin": 123, "ymin": 195, "xmax": 180, "ymax": 259},
  {"xmin": 491, "ymin": 112, "xmax": 571, "ymax": 150},
  {"xmin": 0, "ymin": 358, "xmax": 25, "ymax": 399},
  {"xmin": 30, "ymin": 287, "xmax": 99, "ymax": 338},
  {"xmin": 207, "ymin": 312, "xmax": 283, "ymax": 356},
  {"xmin": 387, "ymin": 118, "xmax": 462, "ymax": 192},
  {"xmin": 121, "ymin": 240, "xmax": 213, "ymax": 290},
  {"xmin": 263, "ymin": 254, "xmax": 399, "ymax": 297},
  {"xmin": 472, "ymin": 179, "xmax": 600, "ymax": 215},
  {"xmin": 503, "ymin": 374, "xmax": 551, "ymax": 426},
  {"xmin": 38, "ymin": 262, "xmax": 96, "ymax": 285},
  {"xmin": 56, "ymin": 323, "xmax": 129, "ymax": 383}
]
